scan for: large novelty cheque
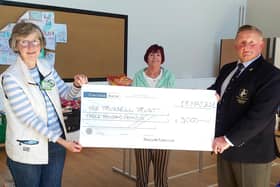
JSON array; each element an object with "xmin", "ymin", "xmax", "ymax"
[{"xmin": 80, "ymin": 85, "xmax": 217, "ymax": 151}]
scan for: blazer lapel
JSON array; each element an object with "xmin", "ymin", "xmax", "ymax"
[
  {"xmin": 236, "ymin": 56, "xmax": 263, "ymax": 83},
  {"xmin": 216, "ymin": 62, "xmax": 237, "ymax": 94}
]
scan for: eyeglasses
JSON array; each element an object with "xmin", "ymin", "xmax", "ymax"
[{"xmin": 17, "ymin": 39, "xmax": 41, "ymax": 48}]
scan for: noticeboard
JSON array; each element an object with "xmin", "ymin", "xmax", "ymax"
[{"xmin": 0, "ymin": 1, "xmax": 128, "ymax": 81}]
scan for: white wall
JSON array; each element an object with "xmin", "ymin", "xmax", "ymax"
[
  {"xmin": 6, "ymin": 0, "xmax": 246, "ymax": 80},
  {"xmin": 273, "ymin": 38, "xmax": 280, "ymax": 69},
  {"xmin": 246, "ymin": 0, "xmax": 280, "ymax": 38}
]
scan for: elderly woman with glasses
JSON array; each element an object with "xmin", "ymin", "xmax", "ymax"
[{"xmin": 0, "ymin": 21, "xmax": 88, "ymax": 187}]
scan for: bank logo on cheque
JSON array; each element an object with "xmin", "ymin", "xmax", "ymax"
[{"xmin": 84, "ymin": 92, "xmax": 107, "ymax": 98}]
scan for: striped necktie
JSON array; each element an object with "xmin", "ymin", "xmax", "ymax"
[
  {"xmin": 230, "ymin": 63, "xmax": 244, "ymax": 83},
  {"xmin": 224, "ymin": 63, "xmax": 245, "ymax": 94}
]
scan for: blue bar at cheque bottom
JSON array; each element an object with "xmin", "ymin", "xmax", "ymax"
[{"xmin": 83, "ymin": 91, "xmax": 107, "ymax": 98}]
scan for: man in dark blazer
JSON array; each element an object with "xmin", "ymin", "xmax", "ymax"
[{"xmin": 209, "ymin": 25, "xmax": 280, "ymax": 187}]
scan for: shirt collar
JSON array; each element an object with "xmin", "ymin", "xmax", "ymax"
[{"xmin": 237, "ymin": 54, "xmax": 261, "ymax": 68}]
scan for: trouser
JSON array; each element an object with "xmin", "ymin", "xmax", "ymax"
[
  {"xmin": 7, "ymin": 142, "xmax": 66, "ymax": 187},
  {"xmin": 217, "ymin": 155, "xmax": 272, "ymax": 187},
  {"xmin": 135, "ymin": 149, "xmax": 169, "ymax": 187}
]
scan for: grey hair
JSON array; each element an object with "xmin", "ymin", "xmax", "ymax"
[
  {"xmin": 9, "ymin": 21, "xmax": 46, "ymax": 53},
  {"xmin": 235, "ymin": 24, "xmax": 263, "ymax": 39}
]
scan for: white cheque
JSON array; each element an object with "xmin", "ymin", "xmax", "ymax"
[{"xmin": 80, "ymin": 85, "xmax": 217, "ymax": 151}]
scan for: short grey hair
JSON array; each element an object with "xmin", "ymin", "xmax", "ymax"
[
  {"xmin": 235, "ymin": 24, "xmax": 263, "ymax": 39},
  {"xmin": 9, "ymin": 21, "xmax": 46, "ymax": 53}
]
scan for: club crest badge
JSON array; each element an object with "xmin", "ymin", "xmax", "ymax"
[{"xmin": 236, "ymin": 88, "xmax": 248, "ymax": 104}]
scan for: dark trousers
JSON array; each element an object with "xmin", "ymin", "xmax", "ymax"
[
  {"xmin": 135, "ymin": 149, "xmax": 169, "ymax": 187},
  {"xmin": 217, "ymin": 155, "xmax": 272, "ymax": 187},
  {"xmin": 7, "ymin": 142, "xmax": 66, "ymax": 187}
]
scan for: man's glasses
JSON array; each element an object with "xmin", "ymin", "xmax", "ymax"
[{"xmin": 17, "ymin": 39, "xmax": 41, "ymax": 48}]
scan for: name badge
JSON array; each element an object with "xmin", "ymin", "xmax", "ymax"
[{"xmin": 40, "ymin": 79, "xmax": 55, "ymax": 90}]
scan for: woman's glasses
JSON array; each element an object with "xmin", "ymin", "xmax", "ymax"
[{"xmin": 17, "ymin": 39, "xmax": 41, "ymax": 48}]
